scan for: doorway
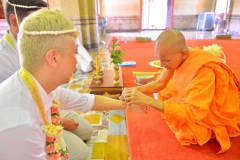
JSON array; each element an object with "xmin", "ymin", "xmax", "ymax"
[
  {"xmin": 213, "ymin": 0, "xmax": 232, "ymax": 33},
  {"xmin": 142, "ymin": 0, "xmax": 168, "ymax": 30}
]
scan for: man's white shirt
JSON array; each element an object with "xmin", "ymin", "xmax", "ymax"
[
  {"xmin": 0, "ymin": 31, "xmax": 20, "ymax": 83},
  {"xmin": 0, "ymin": 72, "xmax": 94, "ymax": 160}
]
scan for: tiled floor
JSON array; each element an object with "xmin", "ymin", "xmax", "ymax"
[
  {"xmin": 106, "ymin": 30, "xmax": 213, "ymax": 41},
  {"xmin": 105, "ymin": 30, "xmax": 240, "ymax": 42}
]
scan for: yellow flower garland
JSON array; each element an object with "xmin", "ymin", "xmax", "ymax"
[
  {"xmin": 41, "ymin": 123, "xmax": 63, "ymax": 137},
  {"xmin": 19, "ymin": 68, "xmax": 69, "ymax": 160}
]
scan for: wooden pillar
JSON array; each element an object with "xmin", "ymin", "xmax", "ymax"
[
  {"xmin": 0, "ymin": 0, "xmax": 5, "ymax": 19},
  {"xmin": 78, "ymin": 0, "xmax": 99, "ymax": 50},
  {"xmin": 88, "ymin": 0, "xmax": 99, "ymax": 49}
]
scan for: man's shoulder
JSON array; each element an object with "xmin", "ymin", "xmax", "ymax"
[
  {"xmin": 0, "ymin": 55, "xmax": 18, "ymax": 83},
  {"xmin": 51, "ymin": 86, "xmax": 69, "ymax": 97},
  {"xmin": 0, "ymin": 35, "xmax": 7, "ymax": 50},
  {"xmin": 0, "ymin": 37, "xmax": 14, "ymax": 58},
  {"xmin": 0, "ymin": 36, "xmax": 20, "ymax": 83},
  {"xmin": 0, "ymin": 73, "xmax": 26, "ymax": 98}
]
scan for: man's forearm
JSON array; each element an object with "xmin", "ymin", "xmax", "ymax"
[{"xmin": 92, "ymin": 95, "xmax": 127, "ymax": 111}]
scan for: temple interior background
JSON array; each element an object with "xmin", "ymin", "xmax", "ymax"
[
  {"xmin": 0, "ymin": 0, "xmax": 239, "ymax": 50},
  {"xmin": 0, "ymin": 1, "xmax": 239, "ymax": 160}
]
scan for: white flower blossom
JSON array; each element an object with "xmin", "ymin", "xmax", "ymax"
[{"xmin": 203, "ymin": 44, "xmax": 223, "ymax": 57}]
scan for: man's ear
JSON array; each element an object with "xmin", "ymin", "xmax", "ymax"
[
  {"xmin": 9, "ymin": 14, "xmax": 18, "ymax": 27},
  {"xmin": 45, "ymin": 49, "xmax": 60, "ymax": 68}
]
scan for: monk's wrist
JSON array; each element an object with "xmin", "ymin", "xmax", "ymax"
[{"xmin": 147, "ymin": 98, "xmax": 164, "ymax": 112}]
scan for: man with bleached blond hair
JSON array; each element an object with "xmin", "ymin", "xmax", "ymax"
[
  {"xmin": 0, "ymin": 9, "xmax": 140, "ymax": 160},
  {"xmin": 0, "ymin": 1, "xmax": 95, "ymax": 159}
]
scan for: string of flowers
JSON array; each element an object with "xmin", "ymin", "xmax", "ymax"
[
  {"xmin": 19, "ymin": 68, "xmax": 69, "ymax": 160},
  {"xmin": 107, "ymin": 37, "xmax": 125, "ymax": 65},
  {"xmin": 43, "ymin": 99, "xmax": 69, "ymax": 160}
]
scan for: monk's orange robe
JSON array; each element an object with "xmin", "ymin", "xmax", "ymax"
[{"xmin": 159, "ymin": 48, "xmax": 240, "ymax": 153}]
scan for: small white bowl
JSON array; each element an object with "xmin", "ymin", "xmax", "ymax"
[{"xmin": 134, "ymin": 75, "xmax": 154, "ymax": 85}]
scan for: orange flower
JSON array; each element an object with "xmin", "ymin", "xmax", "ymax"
[
  {"xmin": 52, "ymin": 116, "xmax": 62, "ymax": 125},
  {"xmin": 51, "ymin": 107, "xmax": 59, "ymax": 115},
  {"xmin": 48, "ymin": 152, "xmax": 61, "ymax": 160},
  {"xmin": 46, "ymin": 135, "xmax": 55, "ymax": 143},
  {"xmin": 46, "ymin": 144, "xmax": 56, "ymax": 153}
]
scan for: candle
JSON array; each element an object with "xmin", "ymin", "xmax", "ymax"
[
  {"xmin": 98, "ymin": 50, "xmax": 101, "ymax": 65},
  {"xmin": 96, "ymin": 50, "xmax": 100, "ymax": 73}
]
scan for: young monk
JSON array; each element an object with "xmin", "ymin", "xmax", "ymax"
[
  {"xmin": 0, "ymin": 9, "xmax": 141, "ymax": 160},
  {"xmin": 120, "ymin": 30, "xmax": 240, "ymax": 153}
]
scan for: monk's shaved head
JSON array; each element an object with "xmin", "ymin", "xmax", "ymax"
[
  {"xmin": 155, "ymin": 30, "xmax": 187, "ymax": 55},
  {"xmin": 154, "ymin": 30, "xmax": 189, "ymax": 70}
]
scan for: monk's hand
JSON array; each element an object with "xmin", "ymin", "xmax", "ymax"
[
  {"xmin": 124, "ymin": 89, "xmax": 149, "ymax": 106},
  {"xmin": 62, "ymin": 118, "xmax": 79, "ymax": 131},
  {"xmin": 119, "ymin": 87, "xmax": 136, "ymax": 101},
  {"xmin": 119, "ymin": 88, "xmax": 130, "ymax": 101}
]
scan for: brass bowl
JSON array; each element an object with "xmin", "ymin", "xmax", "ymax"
[{"xmin": 134, "ymin": 75, "xmax": 154, "ymax": 85}]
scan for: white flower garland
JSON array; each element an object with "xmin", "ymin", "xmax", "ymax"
[
  {"xmin": 7, "ymin": 0, "xmax": 42, "ymax": 9},
  {"xmin": 21, "ymin": 29, "xmax": 78, "ymax": 36}
]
